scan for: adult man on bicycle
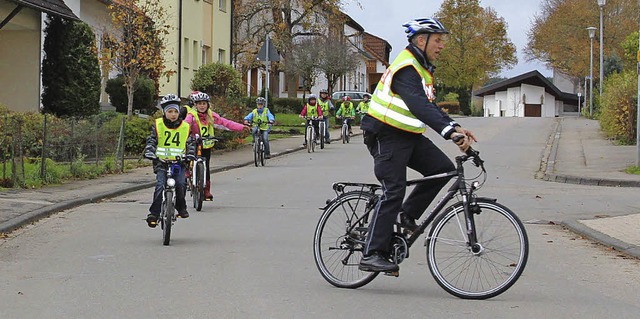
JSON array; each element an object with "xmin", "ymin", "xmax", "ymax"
[
  {"xmin": 359, "ymin": 18, "xmax": 477, "ymax": 273},
  {"xmin": 244, "ymin": 97, "xmax": 275, "ymax": 158}
]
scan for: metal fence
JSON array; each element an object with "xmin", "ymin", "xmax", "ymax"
[{"xmin": 1, "ymin": 113, "xmax": 132, "ymax": 188}]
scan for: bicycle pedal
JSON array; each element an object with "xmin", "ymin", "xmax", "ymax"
[{"xmin": 384, "ymin": 271, "xmax": 400, "ymax": 277}]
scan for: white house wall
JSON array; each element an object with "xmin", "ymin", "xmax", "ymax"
[
  {"xmin": 483, "ymin": 95, "xmax": 497, "ymax": 117},
  {"xmin": 0, "ymin": 2, "xmax": 41, "ymax": 111}
]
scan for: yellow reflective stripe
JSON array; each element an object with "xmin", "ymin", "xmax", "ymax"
[{"xmin": 368, "ymin": 102, "xmax": 426, "ymax": 130}]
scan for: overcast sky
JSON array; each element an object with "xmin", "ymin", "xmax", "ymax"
[{"xmin": 342, "ymin": 0, "xmax": 553, "ymax": 78}]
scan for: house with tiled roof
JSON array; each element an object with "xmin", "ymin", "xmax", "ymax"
[{"xmin": 363, "ymin": 32, "xmax": 391, "ymax": 93}]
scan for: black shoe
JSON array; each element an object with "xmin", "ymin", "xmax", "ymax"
[
  {"xmin": 396, "ymin": 213, "xmax": 418, "ymax": 232},
  {"xmin": 146, "ymin": 214, "xmax": 158, "ymax": 228},
  {"xmin": 325, "ymin": 140, "xmax": 331, "ymax": 144},
  {"xmin": 359, "ymin": 253, "xmax": 399, "ymax": 272},
  {"xmin": 265, "ymin": 154, "xmax": 271, "ymax": 159},
  {"xmin": 178, "ymin": 210, "xmax": 189, "ymax": 218}
]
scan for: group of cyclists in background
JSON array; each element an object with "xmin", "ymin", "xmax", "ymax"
[
  {"xmin": 143, "ymin": 90, "xmax": 370, "ymax": 228},
  {"xmin": 299, "ymin": 90, "xmax": 371, "ymax": 147}
]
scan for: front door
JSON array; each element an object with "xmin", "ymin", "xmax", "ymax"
[{"xmin": 524, "ymin": 104, "xmax": 542, "ymax": 117}]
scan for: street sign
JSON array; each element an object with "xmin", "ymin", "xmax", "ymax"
[{"xmin": 257, "ymin": 37, "xmax": 281, "ymax": 62}]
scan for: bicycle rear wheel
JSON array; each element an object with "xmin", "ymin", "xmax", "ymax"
[
  {"xmin": 194, "ymin": 161, "xmax": 205, "ymax": 211},
  {"xmin": 426, "ymin": 198, "xmax": 528, "ymax": 299},
  {"xmin": 313, "ymin": 191, "xmax": 379, "ymax": 288},
  {"xmin": 162, "ymin": 190, "xmax": 174, "ymax": 246}
]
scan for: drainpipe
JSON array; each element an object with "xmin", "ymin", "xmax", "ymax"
[{"xmin": 177, "ymin": 0, "xmax": 183, "ymax": 97}]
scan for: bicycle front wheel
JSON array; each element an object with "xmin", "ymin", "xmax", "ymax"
[
  {"xmin": 426, "ymin": 198, "xmax": 528, "ymax": 299},
  {"xmin": 313, "ymin": 191, "xmax": 379, "ymax": 288},
  {"xmin": 319, "ymin": 122, "xmax": 325, "ymax": 149},
  {"xmin": 194, "ymin": 161, "xmax": 205, "ymax": 211},
  {"xmin": 259, "ymin": 140, "xmax": 265, "ymax": 166},
  {"xmin": 306, "ymin": 126, "xmax": 313, "ymax": 153},
  {"xmin": 253, "ymin": 140, "xmax": 259, "ymax": 166},
  {"xmin": 162, "ymin": 190, "xmax": 174, "ymax": 246},
  {"xmin": 342, "ymin": 125, "xmax": 347, "ymax": 144}
]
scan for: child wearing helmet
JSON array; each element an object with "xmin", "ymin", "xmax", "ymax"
[
  {"xmin": 336, "ymin": 96, "xmax": 356, "ymax": 135},
  {"xmin": 143, "ymin": 93, "xmax": 197, "ymax": 228},
  {"xmin": 356, "ymin": 93, "xmax": 371, "ymax": 122},
  {"xmin": 184, "ymin": 91, "xmax": 249, "ymax": 201},
  {"xmin": 243, "ymin": 97, "xmax": 275, "ymax": 158},
  {"xmin": 318, "ymin": 89, "xmax": 334, "ymax": 144},
  {"xmin": 299, "ymin": 94, "xmax": 324, "ymax": 147}
]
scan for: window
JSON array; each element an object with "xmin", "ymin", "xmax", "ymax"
[
  {"xmin": 183, "ymin": 38, "xmax": 190, "ymax": 69},
  {"xmin": 218, "ymin": 0, "xmax": 226, "ymax": 12},
  {"xmin": 202, "ymin": 46, "xmax": 210, "ymax": 65},
  {"xmin": 218, "ymin": 49, "xmax": 225, "ymax": 63},
  {"xmin": 193, "ymin": 40, "xmax": 198, "ymax": 69}
]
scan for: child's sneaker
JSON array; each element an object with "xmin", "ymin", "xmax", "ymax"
[
  {"xmin": 146, "ymin": 214, "xmax": 159, "ymax": 228},
  {"xmin": 178, "ymin": 210, "xmax": 190, "ymax": 218}
]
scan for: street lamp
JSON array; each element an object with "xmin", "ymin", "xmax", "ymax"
[
  {"xmin": 587, "ymin": 26, "xmax": 597, "ymax": 117},
  {"xmin": 597, "ymin": 0, "xmax": 606, "ymax": 96}
]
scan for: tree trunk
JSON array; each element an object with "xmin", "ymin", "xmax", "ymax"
[
  {"xmin": 286, "ymin": 71, "xmax": 297, "ymax": 98},
  {"xmin": 126, "ymin": 79, "xmax": 134, "ymax": 120},
  {"xmin": 456, "ymin": 87, "xmax": 472, "ymax": 115}
]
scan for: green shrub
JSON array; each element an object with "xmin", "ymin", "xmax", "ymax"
[
  {"xmin": 105, "ymin": 75, "xmax": 157, "ymax": 114},
  {"xmin": 599, "ymin": 70, "xmax": 637, "ymax": 144},
  {"xmin": 191, "ymin": 63, "xmax": 244, "ymax": 98},
  {"xmin": 438, "ymin": 101, "xmax": 461, "ymax": 114},
  {"xmin": 272, "ymin": 97, "xmax": 304, "ymax": 114}
]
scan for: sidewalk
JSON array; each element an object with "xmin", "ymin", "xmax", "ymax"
[
  {"xmin": 1, "ymin": 117, "xmax": 639, "ymax": 259},
  {"xmin": 0, "ymin": 127, "xmax": 348, "ymax": 234},
  {"xmin": 539, "ymin": 116, "xmax": 640, "ymax": 258}
]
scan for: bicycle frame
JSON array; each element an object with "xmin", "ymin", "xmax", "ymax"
[{"xmin": 330, "ymin": 151, "xmax": 485, "ymax": 250}]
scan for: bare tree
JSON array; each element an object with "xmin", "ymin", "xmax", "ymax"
[
  {"xmin": 317, "ymin": 37, "xmax": 359, "ymax": 94},
  {"xmin": 287, "ymin": 37, "xmax": 322, "ymax": 96}
]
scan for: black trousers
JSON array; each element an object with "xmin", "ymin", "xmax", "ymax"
[{"xmin": 363, "ymin": 129, "xmax": 455, "ymax": 255}]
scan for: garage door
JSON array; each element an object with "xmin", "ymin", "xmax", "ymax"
[{"xmin": 524, "ymin": 104, "xmax": 542, "ymax": 117}]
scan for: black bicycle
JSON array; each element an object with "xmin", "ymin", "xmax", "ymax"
[
  {"xmin": 313, "ymin": 147, "xmax": 528, "ymax": 299},
  {"xmin": 250, "ymin": 120, "xmax": 271, "ymax": 167},
  {"xmin": 157, "ymin": 157, "xmax": 185, "ymax": 246},
  {"xmin": 187, "ymin": 135, "xmax": 217, "ymax": 211}
]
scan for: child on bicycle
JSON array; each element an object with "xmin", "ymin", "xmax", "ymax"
[
  {"xmin": 356, "ymin": 93, "xmax": 371, "ymax": 122},
  {"xmin": 184, "ymin": 91, "xmax": 249, "ymax": 201},
  {"xmin": 318, "ymin": 89, "xmax": 334, "ymax": 144},
  {"xmin": 143, "ymin": 94, "xmax": 196, "ymax": 228},
  {"xmin": 243, "ymin": 97, "xmax": 275, "ymax": 158},
  {"xmin": 299, "ymin": 94, "xmax": 324, "ymax": 147},
  {"xmin": 336, "ymin": 96, "xmax": 356, "ymax": 135}
]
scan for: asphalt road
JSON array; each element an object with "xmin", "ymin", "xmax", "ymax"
[{"xmin": 0, "ymin": 117, "xmax": 639, "ymax": 318}]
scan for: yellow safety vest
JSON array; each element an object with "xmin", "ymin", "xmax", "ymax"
[
  {"xmin": 367, "ymin": 49, "xmax": 436, "ymax": 134},
  {"xmin": 252, "ymin": 108, "xmax": 270, "ymax": 130},
  {"xmin": 305, "ymin": 103, "xmax": 319, "ymax": 118},
  {"xmin": 189, "ymin": 109, "xmax": 216, "ymax": 149},
  {"xmin": 318, "ymin": 99, "xmax": 330, "ymax": 115},
  {"xmin": 154, "ymin": 118, "xmax": 190, "ymax": 160}
]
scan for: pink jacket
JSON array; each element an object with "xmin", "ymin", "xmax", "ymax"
[{"xmin": 185, "ymin": 110, "xmax": 245, "ymax": 136}]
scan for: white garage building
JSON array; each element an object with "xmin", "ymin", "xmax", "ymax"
[{"xmin": 474, "ymin": 70, "xmax": 579, "ymax": 117}]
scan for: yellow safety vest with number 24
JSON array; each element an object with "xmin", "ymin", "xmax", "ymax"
[{"xmin": 154, "ymin": 118, "xmax": 190, "ymax": 160}]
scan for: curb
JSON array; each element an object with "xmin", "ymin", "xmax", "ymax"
[
  {"xmin": 0, "ymin": 133, "xmax": 358, "ymax": 235},
  {"xmin": 562, "ymin": 219, "xmax": 640, "ymax": 259},
  {"xmin": 537, "ymin": 118, "xmax": 640, "ymax": 188}
]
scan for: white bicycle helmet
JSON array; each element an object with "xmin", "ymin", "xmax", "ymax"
[
  {"xmin": 190, "ymin": 91, "xmax": 210, "ymax": 103},
  {"xmin": 256, "ymin": 97, "xmax": 266, "ymax": 104},
  {"xmin": 160, "ymin": 94, "xmax": 181, "ymax": 107},
  {"xmin": 402, "ymin": 18, "xmax": 449, "ymax": 39}
]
